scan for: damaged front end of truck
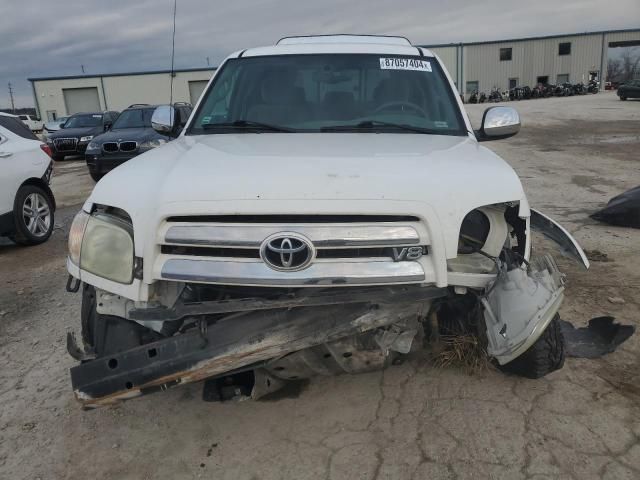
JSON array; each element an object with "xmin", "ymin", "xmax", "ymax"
[{"xmin": 66, "ymin": 200, "xmax": 588, "ymax": 409}]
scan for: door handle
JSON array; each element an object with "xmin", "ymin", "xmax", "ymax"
[{"xmin": 0, "ymin": 152, "xmax": 12, "ymax": 158}]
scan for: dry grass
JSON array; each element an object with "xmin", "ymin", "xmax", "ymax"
[{"xmin": 431, "ymin": 334, "xmax": 493, "ymax": 373}]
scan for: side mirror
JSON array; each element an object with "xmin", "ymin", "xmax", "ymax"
[
  {"xmin": 104, "ymin": 122, "xmax": 112, "ymax": 132},
  {"xmin": 476, "ymin": 106, "xmax": 520, "ymax": 141},
  {"xmin": 152, "ymin": 106, "xmax": 178, "ymax": 136}
]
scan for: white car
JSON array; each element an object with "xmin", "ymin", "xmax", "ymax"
[
  {"xmin": 18, "ymin": 114, "xmax": 44, "ymax": 133},
  {"xmin": 65, "ymin": 35, "xmax": 589, "ymax": 408},
  {"xmin": 0, "ymin": 113, "xmax": 55, "ymax": 245}
]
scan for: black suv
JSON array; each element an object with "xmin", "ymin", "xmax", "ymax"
[
  {"xmin": 46, "ymin": 111, "xmax": 119, "ymax": 161},
  {"xmin": 85, "ymin": 103, "xmax": 192, "ymax": 181}
]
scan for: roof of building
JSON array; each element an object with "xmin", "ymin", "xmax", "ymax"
[
  {"xmin": 28, "ymin": 66, "xmax": 216, "ymax": 83},
  {"xmin": 421, "ymin": 28, "xmax": 640, "ymax": 48}
]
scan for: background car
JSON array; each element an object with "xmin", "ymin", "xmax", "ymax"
[
  {"xmin": 43, "ymin": 115, "xmax": 70, "ymax": 134},
  {"xmin": 46, "ymin": 111, "xmax": 119, "ymax": 161},
  {"xmin": 85, "ymin": 103, "xmax": 191, "ymax": 181},
  {"xmin": 18, "ymin": 114, "xmax": 43, "ymax": 133},
  {"xmin": 0, "ymin": 113, "xmax": 56, "ymax": 245},
  {"xmin": 618, "ymin": 80, "xmax": 640, "ymax": 100}
]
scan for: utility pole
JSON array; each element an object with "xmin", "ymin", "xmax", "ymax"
[
  {"xmin": 206, "ymin": 56, "xmax": 210, "ymax": 66},
  {"xmin": 81, "ymin": 64, "xmax": 85, "ymax": 73},
  {"xmin": 8, "ymin": 82, "xmax": 15, "ymax": 113}
]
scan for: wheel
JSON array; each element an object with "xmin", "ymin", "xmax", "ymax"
[
  {"xmin": 499, "ymin": 314, "xmax": 565, "ymax": 379},
  {"xmin": 619, "ymin": 96, "xmax": 627, "ymax": 101},
  {"xmin": 10, "ymin": 185, "xmax": 54, "ymax": 245},
  {"xmin": 89, "ymin": 169, "xmax": 104, "ymax": 182},
  {"xmin": 52, "ymin": 154, "xmax": 65, "ymax": 161}
]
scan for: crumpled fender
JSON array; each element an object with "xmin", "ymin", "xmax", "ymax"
[
  {"xmin": 530, "ymin": 209, "xmax": 590, "ymax": 269},
  {"xmin": 483, "ymin": 255, "xmax": 565, "ymax": 365}
]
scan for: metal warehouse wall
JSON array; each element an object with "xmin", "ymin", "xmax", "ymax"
[
  {"xmin": 32, "ymin": 69, "xmax": 214, "ymax": 119},
  {"xmin": 424, "ymin": 29, "xmax": 640, "ymax": 95},
  {"xmin": 428, "ymin": 46, "xmax": 458, "ymax": 87},
  {"xmin": 462, "ymin": 34, "xmax": 603, "ymax": 92}
]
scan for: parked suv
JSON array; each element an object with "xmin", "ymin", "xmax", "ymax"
[
  {"xmin": 618, "ymin": 80, "xmax": 640, "ymax": 100},
  {"xmin": 85, "ymin": 103, "xmax": 192, "ymax": 181},
  {"xmin": 46, "ymin": 111, "xmax": 119, "ymax": 161},
  {"xmin": 0, "ymin": 113, "xmax": 55, "ymax": 245},
  {"xmin": 65, "ymin": 36, "xmax": 589, "ymax": 408}
]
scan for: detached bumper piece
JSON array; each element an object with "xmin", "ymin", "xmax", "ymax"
[{"xmin": 70, "ymin": 286, "xmax": 446, "ymax": 408}]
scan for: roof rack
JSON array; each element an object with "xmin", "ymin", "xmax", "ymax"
[
  {"xmin": 277, "ymin": 34, "xmax": 412, "ymax": 46},
  {"xmin": 127, "ymin": 103, "xmax": 151, "ymax": 108}
]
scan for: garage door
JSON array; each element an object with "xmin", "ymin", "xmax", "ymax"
[
  {"xmin": 188, "ymin": 80, "xmax": 209, "ymax": 105},
  {"xmin": 63, "ymin": 87, "xmax": 101, "ymax": 114}
]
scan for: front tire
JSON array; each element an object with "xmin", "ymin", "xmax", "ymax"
[
  {"xmin": 619, "ymin": 96, "xmax": 627, "ymax": 101},
  {"xmin": 11, "ymin": 185, "xmax": 54, "ymax": 245},
  {"xmin": 500, "ymin": 314, "xmax": 565, "ymax": 379}
]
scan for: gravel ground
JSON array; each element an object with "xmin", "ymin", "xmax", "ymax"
[{"xmin": 0, "ymin": 92, "xmax": 639, "ymax": 480}]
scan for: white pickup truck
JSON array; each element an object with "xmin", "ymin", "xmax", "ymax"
[
  {"xmin": 18, "ymin": 114, "xmax": 44, "ymax": 133},
  {"xmin": 65, "ymin": 35, "xmax": 589, "ymax": 408}
]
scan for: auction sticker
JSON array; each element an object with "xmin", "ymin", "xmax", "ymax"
[{"xmin": 379, "ymin": 58, "xmax": 431, "ymax": 72}]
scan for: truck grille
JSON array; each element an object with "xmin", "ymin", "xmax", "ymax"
[
  {"xmin": 156, "ymin": 216, "xmax": 435, "ymax": 287},
  {"xmin": 53, "ymin": 138, "xmax": 77, "ymax": 152}
]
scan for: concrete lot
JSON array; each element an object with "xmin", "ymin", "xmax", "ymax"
[{"xmin": 0, "ymin": 92, "xmax": 639, "ymax": 480}]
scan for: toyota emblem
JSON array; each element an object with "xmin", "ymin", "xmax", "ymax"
[{"xmin": 260, "ymin": 232, "xmax": 315, "ymax": 271}]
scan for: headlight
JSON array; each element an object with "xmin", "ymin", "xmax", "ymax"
[
  {"xmin": 139, "ymin": 138, "xmax": 167, "ymax": 149},
  {"xmin": 80, "ymin": 135, "xmax": 94, "ymax": 142},
  {"xmin": 68, "ymin": 210, "xmax": 134, "ymax": 284},
  {"xmin": 68, "ymin": 210, "xmax": 90, "ymax": 265},
  {"xmin": 86, "ymin": 140, "xmax": 100, "ymax": 150}
]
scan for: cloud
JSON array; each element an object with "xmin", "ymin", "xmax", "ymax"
[{"xmin": 1, "ymin": 0, "xmax": 638, "ymax": 108}]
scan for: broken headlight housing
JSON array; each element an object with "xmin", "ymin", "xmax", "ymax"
[{"xmin": 68, "ymin": 209, "xmax": 134, "ymax": 284}]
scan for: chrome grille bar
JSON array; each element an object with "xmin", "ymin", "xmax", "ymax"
[
  {"xmin": 164, "ymin": 224, "xmax": 423, "ymax": 248},
  {"xmin": 160, "ymin": 258, "xmax": 426, "ymax": 286}
]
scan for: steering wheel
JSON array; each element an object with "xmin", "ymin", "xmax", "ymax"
[{"xmin": 373, "ymin": 101, "xmax": 427, "ymax": 118}]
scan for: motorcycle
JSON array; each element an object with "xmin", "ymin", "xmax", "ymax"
[
  {"xmin": 488, "ymin": 88, "xmax": 503, "ymax": 102},
  {"xmin": 478, "ymin": 92, "xmax": 487, "ymax": 103},
  {"xmin": 521, "ymin": 86, "xmax": 532, "ymax": 100},
  {"xmin": 587, "ymin": 80, "xmax": 599, "ymax": 93},
  {"xmin": 468, "ymin": 91, "xmax": 478, "ymax": 104},
  {"xmin": 572, "ymin": 82, "xmax": 586, "ymax": 95}
]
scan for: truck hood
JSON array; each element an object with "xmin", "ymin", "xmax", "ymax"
[{"xmin": 87, "ymin": 133, "xmax": 528, "ymax": 257}]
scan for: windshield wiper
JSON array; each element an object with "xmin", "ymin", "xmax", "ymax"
[
  {"xmin": 201, "ymin": 120, "xmax": 293, "ymax": 132},
  {"xmin": 320, "ymin": 121, "xmax": 440, "ymax": 134}
]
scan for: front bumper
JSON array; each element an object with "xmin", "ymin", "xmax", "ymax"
[{"xmin": 68, "ymin": 285, "xmax": 446, "ymax": 408}]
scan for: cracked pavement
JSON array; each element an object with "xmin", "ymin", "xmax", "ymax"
[{"xmin": 1, "ymin": 92, "xmax": 639, "ymax": 479}]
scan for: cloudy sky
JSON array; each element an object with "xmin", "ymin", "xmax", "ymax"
[{"xmin": 1, "ymin": 0, "xmax": 639, "ymax": 108}]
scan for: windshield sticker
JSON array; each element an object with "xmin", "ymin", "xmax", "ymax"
[
  {"xmin": 202, "ymin": 116, "xmax": 212, "ymax": 124},
  {"xmin": 92, "ymin": 115, "xmax": 102, "ymax": 118},
  {"xmin": 379, "ymin": 58, "xmax": 431, "ymax": 72},
  {"xmin": 434, "ymin": 121, "xmax": 449, "ymax": 128}
]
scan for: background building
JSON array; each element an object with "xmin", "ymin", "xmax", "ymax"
[
  {"xmin": 424, "ymin": 28, "xmax": 640, "ymax": 95},
  {"xmin": 29, "ymin": 68, "xmax": 215, "ymax": 121},
  {"xmin": 28, "ymin": 28, "xmax": 640, "ymax": 120}
]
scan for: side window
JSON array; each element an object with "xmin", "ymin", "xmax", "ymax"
[
  {"xmin": 0, "ymin": 116, "xmax": 38, "ymax": 140},
  {"xmin": 465, "ymin": 81, "xmax": 479, "ymax": 94}
]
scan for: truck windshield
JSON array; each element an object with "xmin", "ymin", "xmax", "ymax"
[
  {"xmin": 188, "ymin": 54, "xmax": 465, "ymax": 135},
  {"xmin": 65, "ymin": 114, "xmax": 102, "ymax": 128},
  {"xmin": 112, "ymin": 108, "xmax": 154, "ymax": 129}
]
